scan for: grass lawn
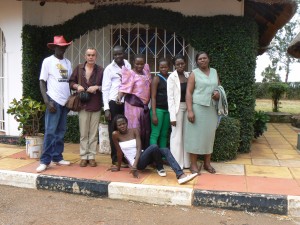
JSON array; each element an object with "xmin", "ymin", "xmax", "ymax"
[{"xmin": 255, "ymin": 99, "xmax": 300, "ymax": 114}]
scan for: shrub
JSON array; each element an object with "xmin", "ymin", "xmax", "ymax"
[
  {"xmin": 268, "ymin": 82, "xmax": 289, "ymax": 112},
  {"xmin": 253, "ymin": 110, "xmax": 269, "ymax": 139},
  {"xmin": 212, "ymin": 117, "xmax": 240, "ymax": 162},
  {"xmin": 64, "ymin": 115, "xmax": 80, "ymax": 143}
]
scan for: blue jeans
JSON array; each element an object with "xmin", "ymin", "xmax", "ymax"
[
  {"xmin": 137, "ymin": 144, "xmax": 184, "ymax": 179},
  {"xmin": 40, "ymin": 98, "xmax": 68, "ymax": 165}
]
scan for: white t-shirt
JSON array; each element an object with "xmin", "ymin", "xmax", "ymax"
[{"xmin": 39, "ymin": 55, "xmax": 72, "ymax": 106}]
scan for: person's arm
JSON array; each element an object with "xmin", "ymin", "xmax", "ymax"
[
  {"xmin": 69, "ymin": 66, "xmax": 85, "ymax": 93},
  {"xmin": 39, "ymin": 80, "xmax": 56, "ymax": 113},
  {"xmin": 102, "ymin": 67, "xmax": 112, "ymax": 120},
  {"xmin": 167, "ymin": 74, "xmax": 176, "ymax": 126},
  {"xmin": 212, "ymin": 72, "xmax": 221, "ymax": 101},
  {"xmin": 186, "ymin": 72, "xmax": 196, "ymax": 123},
  {"xmin": 130, "ymin": 129, "xmax": 142, "ymax": 178},
  {"xmin": 111, "ymin": 131, "xmax": 123, "ymax": 172},
  {"xmin": 151, "ymin": 76, "xmax": 159, "ymax": 125}
]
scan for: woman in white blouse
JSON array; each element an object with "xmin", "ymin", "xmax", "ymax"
[{"xmin": 167, "ymin": 54, "xmax": 190, "ymax": 170}]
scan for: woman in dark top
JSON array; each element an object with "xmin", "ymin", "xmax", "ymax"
[{"xmin": 150, "ymin": 58, "xmax": 170, "ymax": 147}]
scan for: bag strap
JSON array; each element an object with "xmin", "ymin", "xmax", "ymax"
[{"xmin": 156, "ymin": 73, "xmax": 167, "ymax": 82}]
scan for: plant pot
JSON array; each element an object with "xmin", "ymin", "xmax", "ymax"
[
  {"xmin": 25, "ymin": 136, "xmax": 43, "ymax": 158},
  {"xmin": 98, "ymin": 123, "xmax": 111, "ymax": 154}
]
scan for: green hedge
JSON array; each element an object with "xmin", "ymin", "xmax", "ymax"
[
  {"xmin": 64, "ymin": 115, "xmax": 80, "ymax": 143},
  {"xmin": 22, "ymin": 4, "xmax": 258, "ymax": 153},
  {"xmin": 212, "ymin": 117, "xmax": 240, "ymax": 162}
]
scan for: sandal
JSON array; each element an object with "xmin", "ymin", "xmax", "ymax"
[
  {"xmin": 197, "ymin": 162, "xmax": 203, "ymax": 175},
  {"xmin": 204, "ymin": 165, "xmax": 216, "ymax": 174}
]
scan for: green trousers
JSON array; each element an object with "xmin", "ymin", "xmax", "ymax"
[{"xmin": 150, "ymin": 108, "xmax": 170, "ymax": 148}]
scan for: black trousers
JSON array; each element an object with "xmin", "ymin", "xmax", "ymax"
[{"xmin": 108, "ymin": 100, "xmax": 124, "ymax": 163}]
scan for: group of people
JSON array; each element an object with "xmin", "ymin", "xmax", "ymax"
[{"xmin": 36, "ymin": 35, "xmax": 223, "ymax": 185}]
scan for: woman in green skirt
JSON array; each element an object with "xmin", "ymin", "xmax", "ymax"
[{"xmin": 185, "ymin": 51, "xmax": 220, "ymax": 174}]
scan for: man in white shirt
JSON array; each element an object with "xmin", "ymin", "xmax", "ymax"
[
  {"xmin": 102, "ymin": 46, "xmax": 131, "ymax": 164},
  {"xmin": 36, "ymin": 35, "xmax": 72, "ymax": 173}
]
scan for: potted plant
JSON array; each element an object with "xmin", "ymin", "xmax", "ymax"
[
  {"xmin": 7, "ymin": 97, "xmax": 46, "ymax": 158},
  {"xmin": 98, "ymin": 107, "xmax": 111, "ymax": 154}
]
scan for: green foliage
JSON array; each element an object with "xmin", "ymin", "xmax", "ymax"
[
  {"xmin": 261, "ymin": 65, "xmax": 281, "ymax": 83},
  {"xmin": 64, "ymin": 115, "xmax": 80, "ymax": 143},
  {"xmin": 7, "ymin": 97, "xmax": 46, "ymax": 136},
  {"xmin": 266, "ymin": 0, "xmax": 300, "ymax": 83},
  {"xmin": 100, "ymin": 108, "xmax": 108, "ymax": 124},
  {"xmin": 268, "ymin": 82, "xmax": 289, "ymax": 112},
  {"xmin": 22, "ymin": 4, "xmax": 258, "ymax": 153},
  {"xmin": 253, "ymin": 111, "xmax": 269, "ymax": 139},
  {"xmin": 212, "ymin": 117, "xmax": 240, "ymax": 162}
]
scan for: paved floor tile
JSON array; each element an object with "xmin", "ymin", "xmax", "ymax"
[
  {"xmin": 142, "ymin": 172, "xmax": 195, "ymax": 187},
  {"xmin": 237, "ymin": 153, "xmax": 252, "ymax": 159},
  {"xmin": 246, "ymin": 176, "xmax": 300, "ymax": 195},
  {"xmin": 62, "ymin": 153, "xmax": 81, "ymax": 163},
  {"xmin": 252, "ymin": 159, "xmax": 280, "ymax": 167},
  {"xmin": 278, "ymin": 160, "xmax": 300, "ymax": 168},
  {"xmin": 272, "ymin": 149, "xmax": 299, "ymax": 155},
  {"xmin": 96, "ymin": 167, "xmax": 150, "ymax": 184},
  {"xmin": 245, "ymin": 165, "xmax": 292, "ymax": 179},
  {"xmin": 250, "ymin": 148, "xmax": 274, "ymax": 154},
  {"xmin": 290, "ymin": 168, "xmax": 300, "ymax": 179},
  {"xmin": 0, "ymin": 147, "xmax": 25, "ymax": 158},
  {"xmin": 270, "ymin": 145, "xmax": 296, "ymax": 150},
  {"xmin": 250, "ymin": 152, "xmax": 277, "ymax": 159},
  {"xmin": 7, "ymin": 150, "xmax": 33, "ymax": 160},
  {"xmin": 225, "ymin": 158, "xmax": 252, "ymax": 165},
  {"xmin": 250, "ymin": 143, "xmax": 270, "ymax": 150},
  {"xmin": 0, "ymin": 158, "xmax": 36, "ymax": 170},
  {"xmin": 203, "ymin": 163, "xmax": 244, "ymax": 176},
  {"xmin": 276, "ymin": 154, "xmax": 300, "ymax": 160},
  {"xmin": 194, "ymin": 174, "xmax": 247, "ymax": 193}
]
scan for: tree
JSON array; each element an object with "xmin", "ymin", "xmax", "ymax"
[
  {"xmin": 266, "ymin": 0, "xmax": 300, "ymax": 83},
  {"xmin": 261, "ymin": 65, "xmax": 281, "ymax": 83}
]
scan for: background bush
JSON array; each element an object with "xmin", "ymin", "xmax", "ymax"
[
  {"xmin": 255, "ymin": 82, "xmax": 300, "ymax": 99},
  {"xmin": 64, "ymin": 115, "xmax": 80, "ymax": 143},
  {"xmin": 22, "ymin": 4, "xmax": 258, "ymax": 153},
  {"xmin": 253, "ymin": 111, "xmax": 269, "ymax": 139},
  {"xmin": 212, "ymin": 117, "xmax": 240, "ymax": 162}
]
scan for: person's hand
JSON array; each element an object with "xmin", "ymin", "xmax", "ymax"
[
  {"xmin": 152, "ymin": 114, "xmax": 158, "ymax": 125},
  {"xmin": 77, "ymin": 85, "xmax": 85, "ymax": 93},
  {"xmin": 212, "ymin": 91, "xmax": 220, "ymax": 101},
  {"xmin": 115, "ymin": 96, "xmax": 123, "ymax": 105},
  {"xmin": 46, "ymin": 101, "xmax": 56, "ymax": 113},
  {"xmin": 187, "ymin": 110, "xmax": 195, "ymax": 123},
  {"xmin": 107, "ymin": 165, "xmax": 120, "ymax": 172},
  {"xmin": 104, "ymin": 110, "xmax": 111, "ymax": 121},
  {"xmin": 171, "ymin": 121, "xmax": 176, "ymax": 127},
  {"xmin": 86, "ymin": 86, "xmax": 98, "ymax": 94},
  {"xmin": 129, "ymin": 168, "xmax": 139, "ymax": 178}
]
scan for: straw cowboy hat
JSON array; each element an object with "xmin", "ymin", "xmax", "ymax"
[{"xmin": 47, "ymin": 35, "xmax": 72, "ymax": 50}]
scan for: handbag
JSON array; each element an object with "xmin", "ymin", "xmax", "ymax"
[
  {"xmin": 66, "ymin": 69, "xmax": 82, "ymax": 111},
  {"xmin": 66, "ymin": 93, "xmax": 81, "ymax": 111}
]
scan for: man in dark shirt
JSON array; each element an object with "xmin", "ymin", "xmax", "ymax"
[{"xmin": 69, "ymin": 48, "xmax": 103, "ymax": 167}]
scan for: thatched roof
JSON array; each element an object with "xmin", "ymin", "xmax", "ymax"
[
  {"xmin": 288, "ymin": 32, "xmax": 300, "ymax": 58},
  {"xmin": 19, "ymin": 0, "xmax": 298, "ymax": 55}
]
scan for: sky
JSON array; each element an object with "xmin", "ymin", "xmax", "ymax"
[{"xmin": 255, "ymin": 54, "xmax": 300, "ymax": 82}]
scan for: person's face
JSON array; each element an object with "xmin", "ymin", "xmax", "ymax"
[
  {"xmin": 113, "ymin": 48, "xmax": 125, "ymax": 65},
  {"xmin": 134, "ymin": 57, "xmax": 145, "ymax": 74},
  {"xmin": 159, "ymin": 62, "xmax": 169, "ymax": 76},
  {"xmin": 85, "ymin": 49, "xmax": 97, "ymax": 65},
  {"xmin": 116, "ymin": 118, "xmax": 128, "ymax": 134},
  {"xmin": 174, "ymin": 59, "xmax": 186, "ymax": 74},
  {"xmin": 54, "ymin": 46, "xmax": 68, "ymax": 57},
  {"xmin": 197, "ymin": 53, "xmax": 209, "ymax": 69}
]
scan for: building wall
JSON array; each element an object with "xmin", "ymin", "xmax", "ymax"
[
  {"xmin": 23, "ymin": 0, "xmax": 243, "ymax": 26},
  {"xmin": 0, "ymin": 0, "xmax": 23, "ymax": 136}
]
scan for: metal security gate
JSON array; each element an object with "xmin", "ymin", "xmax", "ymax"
[
  {"xmin": 65, "ymin": 23, "xmax": 196, "ymax": 72},
  {"xmin": 0, "ymin": 29, "xmax": 5, "ymax": 132}
]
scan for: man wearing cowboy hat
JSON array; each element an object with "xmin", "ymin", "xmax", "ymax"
[{"xmin": 37, "ymin": 35, "xmax": 73, "ymax": 173}]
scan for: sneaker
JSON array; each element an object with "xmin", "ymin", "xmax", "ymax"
[
  {"xmin": 178, "ymin": 173, "xmax": 198, "ymax": 185},
  {"xmin": 157, "ymin": 169, "xmax": 167, "ymax": 177},
  {"xmin": 54, "ymin": 160, "xmax": 70, "ymax": 166},
  {"xmin": 36, "ymin": 164, "xmax": 47, "ymax": 173}
]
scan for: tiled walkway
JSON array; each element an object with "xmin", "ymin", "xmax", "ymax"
[{"xmin": 0, "ymin": 123, "xmax": 300, "ymax": 196}]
